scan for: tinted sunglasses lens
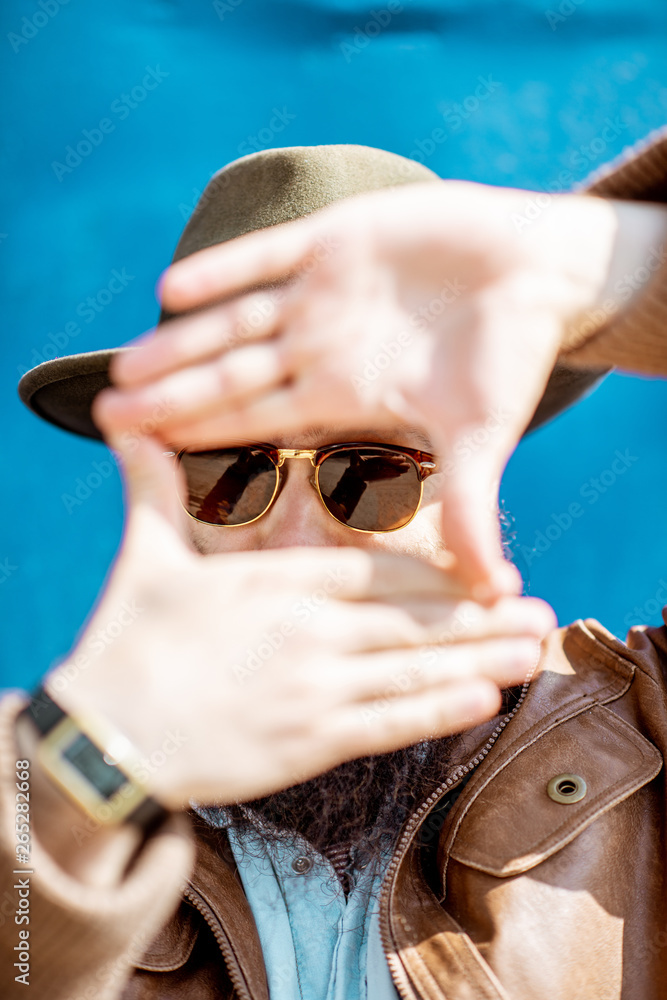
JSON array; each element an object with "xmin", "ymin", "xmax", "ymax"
[
  {"xmin": 317, "ymin": 449, "xmax": 422, "ymax": 531},
  {"xmin": 178, "ymin": 449, "xmax": 278, "ymax": 526}
]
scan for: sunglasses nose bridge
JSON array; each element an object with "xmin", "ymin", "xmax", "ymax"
[{"xmin": 275, "ymin": 449, "xmax": 318, "ymax": 468}]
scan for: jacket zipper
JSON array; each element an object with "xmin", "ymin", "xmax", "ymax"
[
  {"xmin": 184, "ymin": 673, "xmax": 535, "ymax": 1000},
  {"xmin": 183, "ymin": 883, "xmax": 254, "ymax": 1000},
  {"xmin": 378, "ymin": 676, "xmax": 534, "ymax": 1000}
]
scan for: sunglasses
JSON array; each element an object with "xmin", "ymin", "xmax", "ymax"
[{"xmin": 171, "ymin": 443, "xmax": 438, "ymax": 533}]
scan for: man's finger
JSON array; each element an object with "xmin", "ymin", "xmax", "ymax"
[
  {"xmin": 161, "ymin": 214, "xmax": 324, "ymax": 312},
  {"xmin": 323, "ymin": 679, "xmax": 503, "ymax": 759},
  {"xmin": 437, "ymin": 454, "xmax": 521, "ymax": 601},
  {"xmin": 110, "ymin": 293, "xmax": 283, "ymax": 388},
  {"xmin": 293, "ymin": 594, "xmax": 553, "ymax": 656},
  {"xmin": 336, "ymin": 636, "xmax": 540, "ymax": 704},
  {"xmin": 379, "ymin": 594, "xmax": 556, "ymax": 640},
  {"xmin": 103, "ymin": 432, "xmax": 193, "ymax": 566},
  {"xmin": 153, "ymin": 379, "xmax": 402, "ymax": 451},
  {"xmin": 95, "ymin": 344, "xmax": 287, "ymax": 437}
]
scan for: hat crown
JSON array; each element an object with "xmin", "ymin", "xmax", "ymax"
[{"xmin": 172, "ymin": 144, "xmax": 439, "ymax": 263}]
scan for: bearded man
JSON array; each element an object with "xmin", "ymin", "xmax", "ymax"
[{"xmin": 3, "ymin": 133, "xmax": 667, "ymax": 999}]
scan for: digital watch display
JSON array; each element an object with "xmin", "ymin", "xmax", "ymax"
[{"xmin": 20, "ymin": 686, "xmax": 167, "ymax": 831}]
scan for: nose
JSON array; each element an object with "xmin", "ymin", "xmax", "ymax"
[{"xmin": 254, "ymin": 457, "xmax": 354, "ymax": 550}]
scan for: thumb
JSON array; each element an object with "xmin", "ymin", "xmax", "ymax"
[
  {"xmin": 437, "ymin": 453, "xmax": 521, "ymax": 602},
  {"xmin": 106, "ymin": 432, "xmax": 194, "ymax": 563}
]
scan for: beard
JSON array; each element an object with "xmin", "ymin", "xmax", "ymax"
[
  {"xmin": 206, "ymin": 733, "xmax": 466, "ymax": 875},
  {"xmin": 196, "ymin": 685, "xmax": 520, "ymax": 881}
]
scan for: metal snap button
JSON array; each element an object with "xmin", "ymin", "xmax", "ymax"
[
  {"xmin": 547, "ymin": 773, "xmax": 587, "ymax": 804},
  {"xmin": 354, "ymin": 849, "xmax": 370, "ymax": 871},
  {"xmin": 291, "ymin": 856, "xmax": 313, "ymax": 874}
]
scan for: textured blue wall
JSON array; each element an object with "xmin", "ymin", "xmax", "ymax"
[{"xmin": 1, "ymin": 0, "xmax": 666, "ymax": 689}]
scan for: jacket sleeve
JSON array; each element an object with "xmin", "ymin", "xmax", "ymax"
[
  {"xmin": 0, "ymin": 693, "xmax": 195, "ymax": 1000},
  {"xmin": 560, "ymin": 124, "xmax": 667, "ymax": 376}
]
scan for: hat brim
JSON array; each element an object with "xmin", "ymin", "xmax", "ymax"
[
  {"xmin": 17, "ymin": 348, "xmax": 610, "ymax": 442},
  {"xmin": 18, "ymin": 349, "xmax": 128, "ymax": 442}
]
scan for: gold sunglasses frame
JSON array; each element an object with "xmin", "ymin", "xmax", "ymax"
[{"xmin": 167, "ymin": 442, "xmax": 438, "ymax": 534}]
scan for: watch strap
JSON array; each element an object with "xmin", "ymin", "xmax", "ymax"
[{"xmin": 20, "ymin": 685, "xmax": 169, "ymax": 834}]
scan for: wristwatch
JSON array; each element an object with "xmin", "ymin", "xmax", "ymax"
[{"xmin": 20, "ymin": 685, "xmax": 168, "ymax": 833}]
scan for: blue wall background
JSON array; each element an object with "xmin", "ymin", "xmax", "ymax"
[{"xmin": 1, "ymin": 0, "xmax": 666, "ymax": 689}]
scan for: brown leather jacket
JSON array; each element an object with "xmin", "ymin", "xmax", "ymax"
[
  {"xmin": 2, "ymin": 127, "xmax": 667, "ymax": 999},
  {"xmin": 2, "ymin": 615, "xmax": 667, "ymax": 999},
  {"xmin": 114, "ymin": 619, "xmax": 667, "ymax": 1000}
]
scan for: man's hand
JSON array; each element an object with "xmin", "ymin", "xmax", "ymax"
[
  {"xmin": 93, "ymin": 181, "xmax": 624, "ymax": 597},
  {"xmin": 45, "ymin": 433, "xmax": 555, "ymax": 811}
]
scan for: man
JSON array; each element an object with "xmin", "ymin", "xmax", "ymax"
[{"xmin": 3, "ymin": 137, "xmax": 667, "ymax": 999}]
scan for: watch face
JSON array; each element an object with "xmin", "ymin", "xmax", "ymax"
[
  {"xmin": 62, "ymin": 733, "xmax": 128, "ymax": 799},
  {"xmin": 36, "ymin": 711, "xmax": 149, "ymax": 824}
]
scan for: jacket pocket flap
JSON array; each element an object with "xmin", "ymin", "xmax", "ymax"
[
  {"xmin": 136, "ymin": 901, "xmax": 199, "ymax": 972},
  {"xmin": 449, "ymin": 706, "xmax": 662, "ymax": 877}
]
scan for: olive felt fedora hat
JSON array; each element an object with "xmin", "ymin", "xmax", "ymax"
[{"xmin": 18, "ymin": 144, "xmax": 609, "ymax": 440}]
